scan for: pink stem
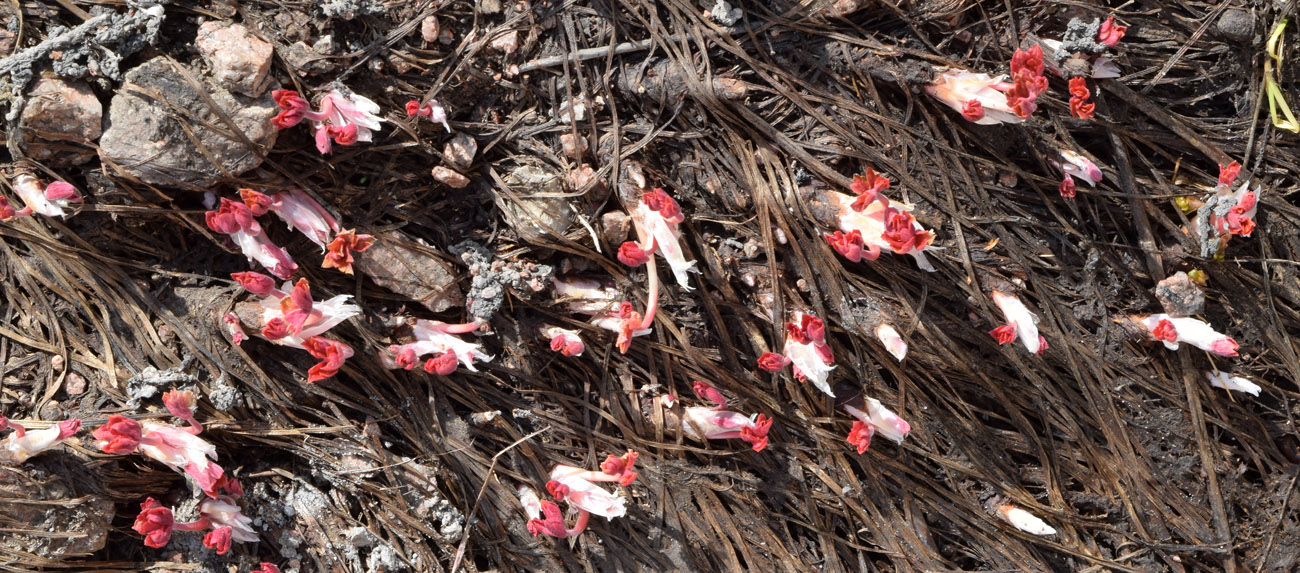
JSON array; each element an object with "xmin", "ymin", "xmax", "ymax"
[
  {"xmin": 638, "ymin": 256, "xmax": 659, "ymax": 331},
  {"xmin": 173, "ymin": 518, "xmax": 211, "ymax": 532},
  {"xmin": 439, "ymin": 320, "xmax": 483, "ymax": 335},
  {"xmin": 301, "ymin": 98, "xmax": 334, "ymax": 123},
  {"xmin": 565, "ymin": 510, "xmax": 591, "ymax": 537},
  {"xmin": 6, "ymin": 420, "xmax": 25, "ymax": 438}
]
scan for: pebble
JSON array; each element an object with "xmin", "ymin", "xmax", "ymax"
[
  {"xmin": 196, "ymin": 21, "xmax": 273, "ymax": 96},
  {"xmin": 17, "ymin": 78, "xmax": 103, "ymax": 166}
]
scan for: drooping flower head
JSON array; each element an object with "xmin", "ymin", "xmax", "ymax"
[
  {"xmin": 205, "ymin": 198, "xmax": 298, "ymax": 279},
  {"xmin": 842, "ymin": 397, "xmax": 911, "ymax": 454},
  {"xmin": 385, "ymin": 318, "xmax": 491, "ymax": 375},
  {"xmin": 759, "ymin": 311, "xmax": 837, "ymax": 397},
  {"xmin": 1097, "ymin": 16, "xmax": 1127, "ymax": 48},
  {"xmin": 1068, "ymin": 77, "xmax": 1095, "ymax": 120},
  {"xmin": 0, "ymin": 416, "xmax": 81, "ymax": 464},
  {"xmin": 820, "ymin": 175, "xmax": 937, "ymax": 271},
  {"xmin": 11, "ymin": 174, "xmax": 82, "ymax": 218},
  {"xmin": 544, "ymin": 326, "xmax": 585, "ymax": 357},
  {"xmin": 925, "ymin": 69, "xmax": 1024, "ymax": 125},
  {"xmin": 1132, "ymin": 314, "xmax": 1239, "ymax": 356},
  {"xmin": 270, "ymin": 88, "xmax": 386, "ymax": 155},
  {"xmin": 659, "ymin": 388, "xmax": 773, "ymax": 452},
  {"xmin": 989, "ymin": 290, "xmax": 1047, "ymax": 354}
]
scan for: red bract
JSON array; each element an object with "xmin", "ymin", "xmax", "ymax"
[
  {"xmin": 961, "ymin": 99, "xmax": 985, "ymax": 122},
  {"xmin": 740, "ymin": 414, "xmax": 773, "ymax": 452},
  {"xmin": 322, "ymin": 229, "xmax": 374, "ymax": 275},
  {"xmin": 1004, "ymin": 45, "xmax": 1048, "ymax": 120},
  {"xmin": 328, "ymin": 123, "xmax": 358, "ymax": 146},
  {"xmin": 641, "ymin": 188, "xmax": 682, "ymax": 220},
  {"xmin": 880, "ymin": 208, "xmax": 933, "ymax": 254},
  {"xmin": 271, "ymin": 90, "xmax": 310, "ymax": 128},
  {"xmin": 618, "ymin": 241, "xmax": 651, "ymax": 266},
  {"xmin": 0, "ymin": 197, "xmax": 14, "ymax": 220},
  {"xmin": 825, "ymin": 230, "xmax": 875, "ymax": 263},
  {"xmin": 231, "ymin": 271, "xmax": 277, "ymax": 297},
  {"xmin": 527, "ymin": 499, "xmax": 583, "ymax": 538},
  {"xmin": 1098, "ymin": 16, "xmax": 1127, "ymax": 48},
  {"xmin": 303, "ymin": 336, "xmax": 353, "ymax": 382},
  {"xmin": 989, "ymin": 324, "xmax": 1017, "ymax": 345},
  {"xmin": 692, "ymin": 380, "xmax": 729, "ymax": 410},
  {"xmin": 757, "ymin": 351, "xmax": 789, "ymax": 372},
  {"xmin": 133, "ymin": 498, "xmax": 175, "ymax": 548},
  {"xmin": 424, "ymin": 352, "xmax": 459, "ymax": 376},
  {"xmin": 600, "ymin": 450, "xmax": 639, "ymax": 486},
  {"xmin": 1068, "ymin": 77, "xmax": 1095, "ymax": 120},
  {"xmin": 92, "ymin": 415, "xmax": 143, "ymax": 454},
  {"xmin": 252, "ymin": 564, "xmax": 282, "ymax": 573},
  {"xmin": 1152, "ymin": 319, "xmax": 1178, "ymax": 343},
  {"xmin": 163, "ymin": 389, "xmax": 202, "ymax": 434},
  {"xmin": 1010, "ymin": 44, "xmax": 1046, "ymax": 79},
  {"xmin": 204, "ymin": 527, "xmax": 233, "ymax": 555},
  {"xmin": 1218, "ymin": 161, "xmax": 1241, "ymax": 189},
  {"xmin": 1059, "ymin": 177, "xmax": 1077, "ymax": 198},
  {"xmin": 849, "ymin": 168, "xmax": 891, "ymax": 212},
  {"xmin": 847, "ymin": 420, "xmax": 874, "ymax": 454}
]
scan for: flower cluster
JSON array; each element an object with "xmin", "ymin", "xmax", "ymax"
[
  {"xmin": 0, "ymin": 415, "xmax": 81, "ymax": 464},
  {"xmin": 1052, "ymin": 150, "xmax": 1104, "ymax": 198},
  {"xmin": 758, "ymin": 311, "xmax": 837, "ymax": 397},
  {"xmin": 524, "ymin": 451, "xmax": 639, "ymax": 539},
  {"xmin": 405, "ymin": 98, "xmax": 450, "ymax": 132},
  {"xmin": 1131, "ymin": 314, "xmax": 1239, "ymax": 357},
  {"xmin": 271, "ymin": 88, "xmax": 386, "ymax": 155},
  {"xmin": 205, "ymin": 198, "xmax": 298, "ymax": 279},
  {"xmin": 842, "ymin": 397, "xmax": 910, "ymax": 454},
  {"xmin": 611, "ymin": 188, "xmax": 697, "ymax": 353},
  {"xmin": 92, "ymin": 390, "xmax": 228, "ymax": 496},
  {"xmin": 238, "ymin": 189, "xmax": 374, "ymax": 274},
  {"xmin": 384, "ymin": 318, "xmax": 492, "ymax": 375},
  {"xmin": 226, "ymin": 274, "xmax": 360, "ymax": 382},
  {"xmin": 656, "ymin": 382, "xmax": 774, "ymax": 452},
  {"xmin": 925, "ymin": 45, "xmax": 1048, "ymax": 125},
  {"xmin": 132, "ymin": 479, "xmax": 257, "ymax": 555},
  {"xmin": 543, "ymin": 326, "xmax": 585, "ymax": 357},
  {"xmin": 550, "ymin": 277, "xmax": 652, "ymax": 353},
  {"xmin": 822, "ymin": 168, "xmax": 937, "ymax": 271},
  {"xmin": 1068, "ymin": 77, "xmax": 1095, "ymax": 120},
  {"xmin": 989, "ymin": 291, "xmax": 1048, "ymax": 354},
  {"xmin": 1, "ymin": 174, "xmax": 82, "ymax": 221}
]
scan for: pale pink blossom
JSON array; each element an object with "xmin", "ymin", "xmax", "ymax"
[
  {"xmin": 620, "ymin": 188, "xmax": 695, "ymax": 289},
  {"xmin": 239, "ymin": 277, "xmax": 360, "ymax": 349},
  {"xmin": 1053, "ymin": 150, "xmax": 1104, "ymax": 189},
  {"xmin": 544, "ymin": 326, "xmax": 585, "ymax": 357},
  {"xmin": 759, "ymin": 311, "xmax": 836, "ymax": 397},
  {"xmin": 551, "ymin": 278, "xmax": 652, "ymax": 353},
  {"xmin": 843, "ymin": 397, "xmax": 910, "ymax": 453},
  {"xmin": 1206, "ymin": 370, "xmax": 1260, "ymax": 396},
  {"xmin": 925, "ymin": 69, "xmax": 1024, "ymax": 125},
  {"xmin": 542, "ymin": 451, "xmax": 639, "ymax": 523},
  {"xmin": 205, "ymin": 199, "xmax": 298, "ymax": 279},
  {"xmin": 994, "ymin": 501, "xmax": 1056, "ymax": 535},
  {"xmin": 659, "ymin": 384, "xmax": 774, "ymax": 452},
  {"xmin": 385, "ymin": 318, "xmax": 491, "ymax": 375},
  {"xmin": 822, "ymin": 187, "xmax": 937, "ymax": 272},
  {"xmin": 0, "ymin": 416, "xmax": 81, "ymax": 464},
  {"xmin": 1133, "ymin": 314, "xmax": 1239, "ymax": 356},
  {"xmin": 138, "ymin": 421, "xmax": 226, "ymax": 496},
  {"xmin": 311, "ymin": 89, "xmax": 386, "ymax": 155},
  {"xmin": 12, "ymin": 174, "xmax": 81, "ymax": 218},
  {"xmin": 241, "ymin": 189, "xmax": 340, "ymax": 250},
  {"xmin": 875, "ymin": 323, "xmax": 907, "ymax": 362},
  {"xmin": 989, "ymin": 291, "xmax": 1047, "ymax": 354}
]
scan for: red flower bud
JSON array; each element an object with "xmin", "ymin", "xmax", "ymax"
[
  {"xmin": 231, "ymin": 271, "xmax": 276, "ymax": 296},
  {"xmin": 617, "ymin": 241, "xmax": 651, "ymax": 266},
  {"xmin": 757, "ymin": 352, "xmax": 789, "ymax": 372},
  {"xmin": 132, "ymin": 497, "xmax": 175, "ymax": 548},
  {"xmin": 93, "ymin": 415, "xmax": 142, "ymax": 454},
  {"xmin": 424, "ymin": 352, "xmax": 458, "ymax": 376}
]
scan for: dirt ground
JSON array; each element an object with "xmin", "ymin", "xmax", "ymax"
[{"xmin": 2, "ymin": 0, "xmax": 1300, "ymax": 571}]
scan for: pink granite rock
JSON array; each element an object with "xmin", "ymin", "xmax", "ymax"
[
  {"xmin": 196, "ymin": 21, "xmax": 273, "ymax": 96},
  {"xmin": 17, "ymin": 78, "xmax": 103, "ymax": 166}
]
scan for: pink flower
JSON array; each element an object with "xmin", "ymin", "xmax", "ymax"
[
  {"xmin": 241, "ymin": 188, "xmax": 341, "ymax": 250},
  {"xmin": 271, "ymin": 90, "xmax": 311, "ymax": 129},
  {"xmin": 163, "ymin": 389, "xmax": 202, "ymax": 433},
  {"xmin": 0, "ymin": 416, "xmax": 81, "ymax": 464},
  {"xmin": 11, "ymin": 174, "xmax": 81, "ymax": 218},
  {"xmin": 822, "ymin": 181, "xmax": 937, "ymax": 271},
  {"xmin": 303, "ymin": 336, "xmax": 354, "ymax": 382},
  {"xmin": 1218, "ymin": 161, "xmax": 1242, "ymax": 190},
  {"xmin": 989, "ymin": 291, "xmax": 1047, "ymax": 354},
  {"xmin": 1097, "ymin": 16, "xmax": 1127, "ymax": 48},
  {"xmin": 406, "ymin": 99, "xmax": 450, "ymax": 131},
  {"xmin": 137, "ymin": 421, "xmax": 226, "ymax": 496},
  {"xmin": 925, "ymin": 69, "xmax": 1025, "ymax": 125},
  {"xmin": 385, "ymin": 318, "xmax": 492, "ymax": 374},
  {"xmin": 842, "ymin": 397, "xmax": 910, "ymax": 453},
  {"xmin": 1005, "ymin": 45, "xmax": 1049, "ymax": 119},
  {"xmin": 762, "ymin": 311, "xmax": 837, "ymax": 397},
  {"xmin": 205, "ymin": 198, "xmax": 298, "ymax": 279},
  {"xmin": 544, "ymin": 326, "xmax": 585, "ymax": 357},
  {"xmin": 1133, "ymin": 314, "xmax": 1239, "ymax": 356},
  {"xmin": 273, "ymin": 89, "xmax": 386, "ymax": 155},
  {"xmin": 1052, "ymin": 149, "xmax": 1103, "ymax": 199},
  {"xmin": 692, "ymin": 380, "xmax": 728, "ymax": 410},
  {"xmin": 527, "ymin": 499, "xmax": 588, "ymax": 538},
  {"xmin": 252, "ymin": 563, "xmax": 283, "ymax": 573},
  {"xmin": 131, "ymin": 481, "xmax": 256, "ymax": 554},
  {"xmin": 242, "ymin": 277, "xmax": 360, "ymax": 350},
  {"xmin": 624, "ymin": 188, "xmax": 695, "ymax": 289},
  {"xmin": 545, "ymin": 451, "xmax": 639, "ymax": 520},
  {"xmin": 662, "ymin": 391, "xmax": 774, "ymax": 452},
  {"xmin": 849, "ymin": 168, "xmax": 891, "ymax": 212}
]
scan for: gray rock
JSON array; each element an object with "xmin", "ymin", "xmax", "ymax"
[
  {"xmin": 352, "ymin": 231, "xmax": 464, "ymax": 313},
  {"xmin": 98, "ymin": 56, "xmax": 277, "ymax": 188},
  {"xmin": 0, "ymin": 466, "xmax": 113, "ymax": 558},
  {"xmin": 497, "ymin": 164, "xmax": 575, "ymax": 243},
  {"xmin": 17, "ymin": 77, "xmax": 102, "ymax": 165},
  {"xmin": 1216, "ymin": 9, "xmax": 1255, "ymax": 43},
  {"xmin": 1155, "ymin": 272, "xmax": 1205, "ymax": 317},
  {"xmin": 196, "ymin": 21, "xmax": 273, "ymax": 96}
]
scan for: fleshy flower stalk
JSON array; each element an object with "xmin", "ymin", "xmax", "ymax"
[
  {"xmin": 93, "ymin": 410, "xmax": 227, "ymax": 497},
  {"xmin": 657, "ymin": 384, "xmax": 774, "ymax": 451},
  {"xmin": 842, "ymin": 397, "xmax": 910, "ymax": 454},
  {"xmin": 0, "ymin": 415, "xmax": 81, "ymax": 464},
  {"xmin": 989, "ymin": 290, "xmax": 1048, "ymax": 354},
  {"xmin": 131, "ymin": 480, "xmax": 256, "ymax": 554},
  {"xmin": 1131, "ymin": 314, "xmax": 1239, "ymax": 357},
  {"xmin": 11, "ymin": 174, "xmax": 82, "ymax": 218},
  {"xmin": 613, "ymin": 188, "xmax": 696, "ymax": 352},
  {"xmin": 758, "ymin": 311, "xmax": 837, "ymax": 397},
  {"xmin": 529, "ymin": 451, "xmax": 640, "ymax": 539},
  {"xmin": 385, "ymin": 318, "xmax": 492, "ymax": 375},
  {"xmin": 820, "ymin": 169, "xmax": 937, "ymax": 271},
  {"xmin": 551, "ymin": 277, "xmax": 653, "ymax": 353},
  {"xmin": 205, "ymin": 198, "xmax": 298, "ymax": 279},
  {"xmin": 271, "ymin": 88, "xmax": 386, "ymax": 155}
]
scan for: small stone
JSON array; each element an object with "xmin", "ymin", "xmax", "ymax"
[
  {"xmin": 560, "ymin": 133, "xmax": 588, "ymax": 159},
  {"xmin": 1155, "ymin": 271, "xmax": 1205, "ymax": 317},
  {"xmin": 50, "ymin": 355, "xmax": 64, "ymax": 371},
  {"xmin": 601, "ymin": 211, "xmax": 631, "ymax": 245},
  {"xmin": 443, "ymin": 132, "xmax": 478, "ymax": 171},
  {"xmin": 1216, "ymin": 9, "xmax": 1255, "ymax": 43},
  {"xmin": 17, "ymin": 78, "xmax": 103, "ymax": 166},
  {"xmin": 353, "ymin": 232, "xmax": 465, "ymax": 314},
  {"xmin": 432, "ymin": 166, "xmax": 470, "ymax": 188},
  {"xmin": 490, "ymin": 30, "xmax": 518, "ymax": 54},
  {"xmin": 98, "ymin": 57, "xmax": 278, "ymax": 187},
  {"xmin": 567, "ymin": 163, "xmax": 603, "ymax": 193},
  {"xmin": 499, "ymin": 165, "xmax": 575, "ymax": 243},
  {"xmin": 420, "ymin": 16, "xmax": 441, "ymax": 43},
  {"xmin": 65, "ymin": 373, "xmax": 87, "ymax": 396},
  {"xmin": 196, "ymin": 21, "xmax": 273, "ymax": 96}
]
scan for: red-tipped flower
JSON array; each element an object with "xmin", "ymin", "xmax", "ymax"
[
  {"xmin": 849, "ymin": 168, "xmax": 891, "ymax": 212},
  {"xmin": 231, "ymin": 271, "xmax": 277, "ymax": 297},
  {"xmin": 92, "ymin": 415, "xmax": 143, "ymax": 454},
  {"xmin": 600, "ymin": 450, "xmax": 639, "ymax": 486},
  {"xmin": 847, "ymin": 420, "xmax": 874, "ymax": 454},
  {"xmin": 133, "ymin": 498, "xmax": 176, "ymax": 548},
  {"xmin": 1151, "ymin": 319, "xmax": 1178, "ymax": 343},
  {"xmin": 692, "ymin": 380, "xmax": 728, "ymax": 410},
  {"xmin": 303, "ymin": 336, "xmax": 353, "ymax": 382},
  {"xmin": 618, "ymin": 241, "xmax": 651, "ymax": 266},
  {"xmin": 825, "ymin": 230, "xmax": 875, "ymax": 263},
  {"xmin": 424, "ymin": 352, "xmax": 459, "ymax": 376},
  {"xmin": 1097, "ymin": 16, "xmax": 1127, "ymax": 48},
  {"xmin": 990, "ymin": 324, "xmax": 1017, "ymax": 345},
  {"xmin": 1218, "ymin": 161, "xmax": 1241, "ymax": 189},
  {"xmin": 1068, "ymin": 77, "xmax": 1095, "ymax": 120},
  {"xmin": 322, "ymin": 229, "xmax": 374, "ymax": 275},
  {"xmin": 271, "ymin": 90, "xmax": 310, "ymax": 129},
  {"xmin": 757, "ymin": 351, "xmax": 789, "ymax": 372}
]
